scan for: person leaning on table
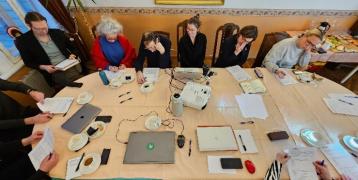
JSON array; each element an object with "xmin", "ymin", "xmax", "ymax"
[
  {"xmin": 0, "ymin": 78, "xmax": 53, "ymax": 142},
  {"xmin": 0, "ymin": 131, "xmax": 59, "ymax": 180},
  {"xmin": 134, "ymin": 31, "xmax": 172, "ymax": 84},
  {"xmin": 91, "ymin": 16, "xmax": 136, "ymax": 72},
  {"xmin": 264, "ymin": 152, "xmax": 351, "ymax": 180},
  {"xmin": 262, "ymin": 28, "xmax": 323, "ymax": 79}
]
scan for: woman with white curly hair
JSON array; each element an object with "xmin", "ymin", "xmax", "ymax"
[{"xmin": 91, "ymin": 17, "xmax": 136, "ymax": 72}]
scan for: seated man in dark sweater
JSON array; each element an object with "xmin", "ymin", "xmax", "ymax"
[
  {"xmin": 0, "ymin": 78, "xmax": 53, "ymax": 142},
  {"xmin": 17, "ymin": 11, "xmax": 82, "ymax": 87},
  {"xmin": 134, "ymin": 32, "xmax": 171, "ymax": 84},
  {"xmin": 214, "ymin": 25, "xmax": 258, "ymax": 67},
  {"xmin": 0, "ymin": 131, "xmax": 59, "ymax": 180}
]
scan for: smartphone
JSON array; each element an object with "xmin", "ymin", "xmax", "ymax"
[
  {"xmin": 101, "ymin": 148, "xmax": 111, "ymax": 165},
  {"xmin": 220, "ymin": 158, "xmax": 243, "ymax": 169},
  {"xmin": 95, "ymin": 116, "xmax": 112, "ymax": 123},
  {"xmin": 267, "ymin": 131, "xmax": 289, "ymax": 141}
]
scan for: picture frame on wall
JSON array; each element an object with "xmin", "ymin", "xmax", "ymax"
[{"xmin": 155, "ymin": 0, "xmax": 224, "ymax": 5}]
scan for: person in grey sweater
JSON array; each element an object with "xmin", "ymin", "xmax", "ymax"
[{"xmin": 263, "ymin": 28, "xmax": 323, "ymax": 78}]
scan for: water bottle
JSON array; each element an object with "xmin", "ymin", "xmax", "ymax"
[
  {"xmin": 171, "ymin": 93, "xmax": 183, "ymax": 117},
  {"xmin": 98, "ymin": 69, "xmax": 109, "ymax": 85}
]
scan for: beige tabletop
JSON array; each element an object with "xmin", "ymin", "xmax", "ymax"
[{"xmin": 33, "ymin": 68, "xmax": 358, "ymax": 179}]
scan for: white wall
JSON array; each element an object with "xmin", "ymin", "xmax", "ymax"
[{"xmin": 70, "ymin": 0, "xmax": 358, "ymax": 10}]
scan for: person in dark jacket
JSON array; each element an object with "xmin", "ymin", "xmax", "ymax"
[
  {"xmin": 178, "ymin": 14, "xmax": 207, "ymax": 67},
  {"xmin": 134, "ymin": 32, "xmax": 171, "ymax": 84},
  {"xmin": 214, "ymin": 25, "xmax": 258, "ymax": 67},
  {"xmin": 0, "ymin": 131, "xmax": 59, "ymax": 180},
  {"xmin": 0, "ymin": 78, "xmax": 53, "ymax": 142},
  {"xmin": 17, "ymin": 11, "xmax": 82, "ymax": 87}
]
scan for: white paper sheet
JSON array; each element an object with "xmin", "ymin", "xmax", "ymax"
[
  {"xmin": 28, "ymin": 128, "xmax": 54, "ymax": 170},
  {"xmin": 55, "ymin": 59, "xmax": 80, "ymax": 71},
  {"xmin": 274, "ymin": 69, "xmax": 298, "ymax": 86},
  {"xmin": 37, "ymin": 97, "xmax": 74, "ymax": 114},
  {"xmin": 287, "ymin": 147, "xmax": 317, "ymax": 180},
  {"xmin": 66, "ymin": 156, "xmax": 82, "ymax": 180},
  {"xmin": 207, "ymin": 156, "xmax": 236, "ymax": 174},
  {"xmin": 226, "ymin": 65, "xmax": 251, "ymax": 82},
  {"xmin": 143, "ymin": 68, "xmax": 160, "ymax": 82},
  {"xmin": 104, "ymin": 70, "xmax": 124, "ymax": 81},
  {"xmin": 328, "ymin": 93, "xmax": 358, "ymax": 105},
  {"xmin": 235, "ymin": 94, "xmax": 268, "ymax": 120},
  {"xmin": 323, "ymin": 97, "xmax": 358, "ymax": 116},
  {"xmin": 234, "ymin": 129, "xmax": 258, "ymax": 153},
  {"xmin": 321, "ymin": 143, "xmax": 358, "ymax": 180}
]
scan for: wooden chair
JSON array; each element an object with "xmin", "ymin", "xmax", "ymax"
[
  {"xmin": 153, "ymin": 31, "xmax": 170, "ymax": 39},
  {"xmin": 176, "ymin": 19, "xmax": 188, "ymax": 66},
  {"xmin": 252, "ymin": 32, "xmax": 290, "ymax": 68},
  {"xmin": 212, "ymin": 23, "xmax": 240, "ymax": 66}
]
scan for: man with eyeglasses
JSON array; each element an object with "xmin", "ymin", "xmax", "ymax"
[
  {"xmin": 17, "ymin": 11, "xmax": 82, "ymax": 88},
  {"xmin": 263, "ymin": 28, "xmax": 323, "ymax": 78}
]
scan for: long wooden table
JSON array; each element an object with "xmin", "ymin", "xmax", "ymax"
[{"xmin": 33, "ymin": 68, "xmax": 358, "ymax": 179}]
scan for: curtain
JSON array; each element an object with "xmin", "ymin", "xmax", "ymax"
[{"xmin": 39, "ymin": 0, "xmax": 89, "ymax": 74}]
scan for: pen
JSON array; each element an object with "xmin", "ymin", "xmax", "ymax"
[
  {"xmin": 338, "ymin": 99, "xmax": 353, "ymax": 106},
  {"xmin": 75, "ymin": 153, "xmax": 85, "ymax": 172},
  {"xmin": 320, "ymin": 160, "xmax": 325, "ymax": 166},
  {"xmin": 239, "ymin": 135, "xmax": 247, "ymax": 151},
  {"xmin": 188, "ymin": 139, "xmax": 192, "ymax": 157},
  {"xmin": 344, "ymin": 96, "xmax": 358, "ymax": 99}
]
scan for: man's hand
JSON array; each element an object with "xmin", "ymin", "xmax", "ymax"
[
  {"xmin": 25, "ymin": 112, "xmax": 53, "ymax": 125},
  {"xmin": 109, "ymin": 66, "xmax": 119, "ymax": 72},
  {"xmin": 39, "ymin": 152, "xmax": 59, "ymax": 173},
  {"xmin": 29, "ymin": 90, "xmax": 45, "ymax": 103},
  {"xmin": 68, "ymin": 54, "xmax": 76, "ymax": 60},
  {"xmin": 155, "ymin": 39, "xmax": 165, "ymax": 55},
  {"xmin": 275, "ymin": 69, "xmax": 286, "ymax": 79},
  {"xmin": 136, "ymin": 71, "xmax": 145, "ymax": 84},
  {"xmin": 313, "ymin": 161, "xmax": 332, "ymax": 180},
  {"xmin": 234, "ymin": 42, "xmax": 247, "ymax": 55},
  {"xmin": 276, "ymin": 152, "xmax": 290, "ymax": 165},
  {"xmin": 40, "ymin": 65, "xmax": 57, "ymax": 74},
  {"xmin": 21, "ymin": 131, "xmax": 43, "ymax": 146}
]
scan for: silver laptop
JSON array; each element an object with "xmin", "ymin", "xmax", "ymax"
[
  {"xmin": 61, "ymin": 103, "xmax": 101, "ymax": 134},
  {"xmin": 123, "ymin": 131, "xmax": 175, "ymax": 164}
]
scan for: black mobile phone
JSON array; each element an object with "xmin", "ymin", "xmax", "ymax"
[
  {"xmin": 267, "ymin": 131, "xmax": 289, "ymax": 141},
  {"xmin": 95, "ymin": 116, "xmax": 112, "ymax": 123},
  {"xmin": 101, "ymin": 148, "xmax": 111, "ymax": 165},
  {"xmin": 220, "ymin": 158, "xmax": 243, "ymax": 169}
]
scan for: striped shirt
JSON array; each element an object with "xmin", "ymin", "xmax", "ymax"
[{"xmin": 264, "ymin": 160, "xmax": 282, "ymax": 180}]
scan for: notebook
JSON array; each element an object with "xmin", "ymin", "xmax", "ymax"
[
  {"xmin": 55, "ymin": 59, "xmax": 80, "ymax": 71},
  {"xmin": 196, "ymin": 126, "xmax": 238, "ymax": 151},
  {"xmin": 123, "ymin": 131, "xmax": 175, "ymax": 164},
  {"xmin": 239, "ymin": 79, "xmax": 266, "ymax": 94},
  {"xmin": 61, "ymin": 103, "xmax": 101, "ymax": 134}
]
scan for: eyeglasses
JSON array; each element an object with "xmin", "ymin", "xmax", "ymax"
[{"xmin": 240, "ymin": 121, "xmax": 254, "ymax": 125}]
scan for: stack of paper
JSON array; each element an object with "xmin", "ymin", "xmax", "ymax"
[
  {"xmin": 320, "ymin": 143, "xmax": 358, "ymax": 180},
  {"xmin": 66, "ymin": 156, "xmax": 82, "ymax": 180},
  {"xmin": 143, "ymin": 68, "xmax": 160, "ymax": 82},
  {"xmin": 323, "ymin": 93, "xmax": 358, "ymax": 116},
  {"xmin": 28, "ymin": 128, "xmax": 54, "ymax": 170},
  {"xmin": 207, "ymin": 156, "xmax": 236, "ymax": 174},
  {"xmin": 104, "ymin": 70, "xmax": 124, "ymax": 81},
  {"xmin": 239, "ymin": 79, "xmax": 266, "ymax": 94},
  {"xmin": 274, "ymin": 69, "xmax": 298, "ymax": 85},
  {"xmin": 226, "ymin": 65, "xmax": 251, "ymax": 82},
  {"xmin": 287, "ymin": 147, "xmax": 317, "ymax": 180},
  {"xmin": 196, "ymin": 126, "xmax": 238, "ymax": 151},
  {"xmin": 55, "ymin": 59, "xmax": 80, "ymax": 71},
  {"xmin": 234, "ymin": 129, "xmax": 258, "ymax": 153},
  {"xmin": 37, "ymin": 97, "xmax": 74, "ymax": 114},
  {"xmin": 235, "ymin": 94, "xmax": 268, "ymax": 120}
]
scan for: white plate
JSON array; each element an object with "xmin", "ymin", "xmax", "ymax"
[
  {"xmin": 121, "ymin": 73, "xmax": 134, "ymax": 84},
  {"xmin": 144, "ymin": 116, "xmax": 161, "ymax": 131},
  {"xmin": 109, "ymin": 78, "xmax": 122, "ymax": 88},
  {"xmin": 68, "ymin": 133, "xmax": 89, "ymax": 151},
  {"xmin": 140, "ymin": 82, "xmax": 154, "ymax": 93},
  {"xmin": 79, "ymin": 152, "xmax": 101, "ymax": 175},
  {"xmin": 343, "ymin": 135, "xmax": 358, "ymax": 152},
  {"xmin": 300, "ymin": 129, "xmax": 328, "ymax": 147},
  {"xmin": 76, "ymin": 91, "xmax": 93, "ymax": 105},
  {"xmin": 85, "ymin": 121, "xmax": 106, "ymax": 139}
]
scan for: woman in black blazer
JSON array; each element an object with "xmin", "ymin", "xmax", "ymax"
[
  {"xmin": 214, "ymin": 25, "xmax": 258, "ymax": 67},
  {"xmin": 178, "ymin": 15, "xmax": 207, "ymax": 68}
]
